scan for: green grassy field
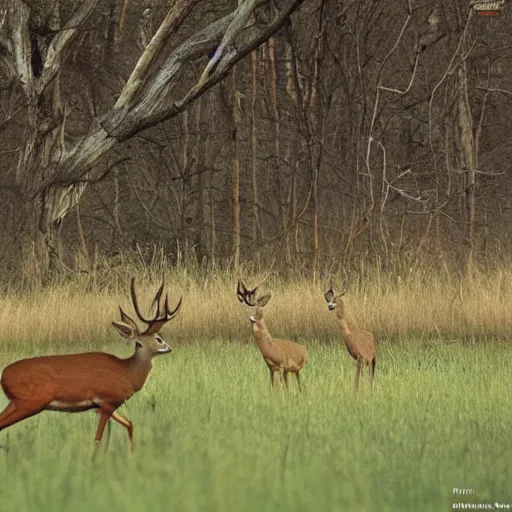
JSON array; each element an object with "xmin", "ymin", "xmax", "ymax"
[{"xmin": 0, "ymin": 338, "xmax": 509, "ymax": 512}]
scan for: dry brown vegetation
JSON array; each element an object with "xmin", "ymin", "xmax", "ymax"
[{"xmin": 1, "ymin": 262, "xmax": 511, "ymax": 347}]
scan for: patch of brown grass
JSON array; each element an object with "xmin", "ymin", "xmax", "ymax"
[{"xmin": 0, "ymin": 265, "xmax": 511, "ymax": 348}]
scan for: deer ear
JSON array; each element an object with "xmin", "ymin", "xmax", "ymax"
[
  {"xmin": 257, "ymin": 293, "xmax": 272, "ymax": 307},
  {"xmin": 324, "ymin": 289, "xmax": 334, "ymax": 302},
  {"xmin": 335, "ymin": 291, "xmax": 347, "ymax": 300},
  {"xmin": 112, "ymin": 321, "xmax": 137, "ymax": 339}
]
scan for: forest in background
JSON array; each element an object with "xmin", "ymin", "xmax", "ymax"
[{"xmin": 0, "ymin": 0, "xmax": 511, "ymax": 287}]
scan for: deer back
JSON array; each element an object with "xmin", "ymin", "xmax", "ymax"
[{"xmin": 272, "ymin": 338, "xmax": 308, "ymax": 371}]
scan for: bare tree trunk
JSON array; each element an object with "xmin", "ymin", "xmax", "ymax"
[
  {"xmin": 283, "ymin": 39, "xmax": 296, "ymax": 264},
  {"xmin": 284, "ymin": 36, "xmax": 300, "ymax": 260},
  {"xmin": 286, "ymin": 12, "xmax": 325, "ymax": 280},
  {"xmin": 250, "ymin": 50, "xmax": 260, "ymax": 244},
  {"xmin": 268, "ymin": 37, "xmax": 284, "ymax": 238},
  {"xmin": 112, "ymin": 167, "xmax": 123, "ymax": 245},
  {"xmin": 309, "ymin": 7, "xmax": 325, "ymax": 283},
  {"xmin": 232, "ymin": 66, "xmax": 241, "ymax": 270},
  {"xmin": 2, "ymin": 0, "xmax": 306, "ymax": 275},
  {"xmin": 180, "ymin": 108, "xmax": 189, "ymax": 253},
  {"xmin": 292, "ymin": 164, "xmax": 299, "ymax": 256},
  {"xmin": 119, "ymin": 0, "xmax": 130, "ymax": 33},
  {"xmin": 457, "ymin": 64, "xmax": 476, "ymax": 273},
  {"xmin": 283, "ymin": 143, "xmax": 293, "ymax": 265},
  {"xmin": 75, "ymin": 201, "xmax": 90, "ymax": 270},
  {"xmin": 206, "ymin": 95, "xmax": 216, "ymax": 265},
  {"xmin": 5, "ymin": 0, "xmax": 99, "ymax": 275},
  {"xmin": 107, "ymin": 0, "xmax": 121, "ymax": 58},
  {"xmin": 312, "ymin": 168, "xmax": 319, "ymax": 281},
  {"xmin": 194, "ymin": 98, "xmax": 206, "ymax": 263}
]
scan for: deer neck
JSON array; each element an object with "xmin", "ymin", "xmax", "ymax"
[
  {"xmin": 125, "ymin": 346, "xmax": 154, "ymax": 391},
  {"xmin": 252, "ymin": 319, "xmax": 274, "ymax": 349},
  {"xmin": 334, "ymin": 307, "xmax": 354, "ymax": 337}
]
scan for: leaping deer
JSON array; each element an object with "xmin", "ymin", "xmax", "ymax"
[
  {"xmin": 324, "ymin": 287, "xmax": 376, "ymax": 394},
  {"xmin": 0, "ymin": 278, "xmax": 182, "ymax": 457},
  {"xmin": 237, "ymin": 279, "xmax": 308, "ymax": 391}
]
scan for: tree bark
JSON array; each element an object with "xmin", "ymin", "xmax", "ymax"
[
  {"xmin": 231, "ymin": 66, "xmax": 241, "ymax": 271},
  {"xmin": 250, "ymin": 49, "xmax": 260, "ymax": 244},
  {"xmin": 194, "ymin": 99, "xmax": 206, "ymax": 264},
  {"xmin": 2, "ymin": 0, "xmax": 306, "ymax": 273},
  {"xmin": 5, "ymin": 0, "xmax": 98, "ymax": 272},
  {"xmin": 268, "ymin": 37, "xmax": 288, "ymax": 253},
  {"xmin": 456, "ymin": 64, "xmax": 476, "ymax": 273}
]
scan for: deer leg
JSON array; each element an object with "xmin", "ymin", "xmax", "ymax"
[
  {"xmin": 111, "ymin": 411, "xmax": 134, "ymax": 452},
  {"xmin": 0, "ymin": 401, "xmax": 17, "ymax": 430},
  {"xmin": 269, "ymin": 368, "xmax": 275, "ymax": 388},
  {"xmin": 370, "ymin": 358, "xmax": 376, "ymax": 393},
  {"xmin": 354, "ymin": 358, "xmax": 362, "ymax": 394},
  {"xmin": 295, "ymin": 372, "xmax": 302, "ymax": 393},
  {"xmin": 95, "ymin": 409, "xmax": 113, "ymax": 454},
  {"xmin": 0, "ymin": 400, "xmax": 47, "ymax": 432},
  {"xmin": 104, "ymin": 417, "xmax": 112, "ymax": 453},
  {"xmin": 282, "ymin": 370, "xmax": 289, "ymax": 389},
  {"xmin": 93, "ymin": 408, "xmax": 112, "ymax": 459}
]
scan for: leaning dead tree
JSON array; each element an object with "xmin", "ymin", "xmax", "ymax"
[{"xmin": 0, "ymin": 0, "xmax": 306, "ymax": 270}]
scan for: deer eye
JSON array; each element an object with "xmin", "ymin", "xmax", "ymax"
[{"xmin": 155, "ymin": 336, "xmax": 164, "ymax": 344}]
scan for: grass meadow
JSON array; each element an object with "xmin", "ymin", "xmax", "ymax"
[{"xmin": 0, "ymin": 266, "xmax": 511, "ymax": 511}]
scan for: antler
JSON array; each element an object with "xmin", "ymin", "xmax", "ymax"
[
  {"xmin": 237, "ymin": 280, "xmax": 258, "ymax": 306},
  {"xmin": 236, "ymin": 260, "xmax": 275, "ymax": 306},
  {"xmin": 130, "ymin": 278, "xmax": 182, "ymax": 334},
  {"xmin": 324, "ymin": 275, "xmax": 350, "ymax": 302},
  {"xmin": 252, "ymin": 259, "xmax": 275, "ymax": 290},
  {"xmin": 237, "ymin": 260, "xmax": 275, "ymax": 306}
]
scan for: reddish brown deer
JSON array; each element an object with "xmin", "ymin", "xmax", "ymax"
[
  {"xmin": 0, "ymin": 278, "xmax": 181, "ymax": 456},
  {"xmin": 324, "ymin": 287, "xmax": 376, "ymax": 393},
  {"xmin": 237, "ymin": 280, "xmax": 308, "ymax": 391}
]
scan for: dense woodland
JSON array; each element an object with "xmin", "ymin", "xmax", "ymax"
[{"xmin": 0, "ymin": 0, "xmax": 511, "ymax": 285}]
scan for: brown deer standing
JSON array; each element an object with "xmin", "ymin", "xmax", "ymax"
[
  {"xmin": 0, "ymin": 278, "xmax": 181, "ymax": 457},
  {"xmin": 324, "ymin": 287, "xmax": 376, "ymax": 393},
  {"xmin": 237, "ymin": 280, "xmax": 308, "ymax": 391}
]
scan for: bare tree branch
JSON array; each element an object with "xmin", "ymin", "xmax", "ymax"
[
  {"xmin": 105, "ymin": 0, "xmax": 304, "ymax": 140},
  {"xmin": 475, "ymin": 86, "xmax": 512, "ymax": 98},
  {"xmin": 44, "ymin": 0, "xmax": 306, "ymax": 190},
  {"xmin": 37, "ymin": 0, "xmax": 100, "ymax": 94},
  {"xmin": 198, "ymin": 0, "xmax": 261, "ymax": 86},
  {"xmin": 9, "ymin": 3, "xmax": 32, "ymax": 95},
  {"xmin": 114, "ymin": 0, "xmax": 201, "ymax": 110}
]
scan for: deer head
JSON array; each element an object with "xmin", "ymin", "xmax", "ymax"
[
  {"xmin": 324, "ymin": 287, "xmax": 347, "ymax": 312},
  {"xmin": 112, "ymin": 278, "xmax": 182, "ymax": 356},
  {"xmin": 236, "ymin": 262, "xmax": 274, "ymax": 306},
  {"xmin": 236, "ymin": 279, "xmax": 258, "ymax": 307},
  {"xmin": 237, "ymin": 279, "xmax": 272, "ymax": 330},
  {"xmin": 248, "ymin": 293, "xmax": 271, "ymax": 326}
]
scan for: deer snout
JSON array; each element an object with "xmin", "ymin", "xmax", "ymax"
[
  {"xmin": 249, "ymin": 315, "xmax": 256, "ymax": 324},
  {"xmin": 328, "ymin": 303, "xmax": 336, "ymax": 311},
  {"xmin": 158, "ymin": 345, "xmax": 173, "ymax": 354}
]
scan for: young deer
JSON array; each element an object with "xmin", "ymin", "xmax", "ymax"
[
  {"xmin": 324, "ymin": 287, "xmax": 376, "ymax": 393},
  {"xmin": 237, "ymin": 280, "xmax": 308, "ymax": 391},
  {"xmin": 0, "ymin": 278, "xmax": 181, "ymax": 456}
]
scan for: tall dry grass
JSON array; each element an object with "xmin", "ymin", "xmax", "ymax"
[{"xmin": 0, "ymin": 260, "xmax": 511, "ymax": 347}]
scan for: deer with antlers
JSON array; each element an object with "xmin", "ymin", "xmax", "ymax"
[
  {"xmin": 237, "ymin": 279, "xmax": 308, "ymax": 391},
  {"xmin": 0, "ymin": 278, "xmax": 181, "ymax": 457},
  {"xmin": 324, "ymin": 287, "xmax": 376, "ymax": 394}
]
